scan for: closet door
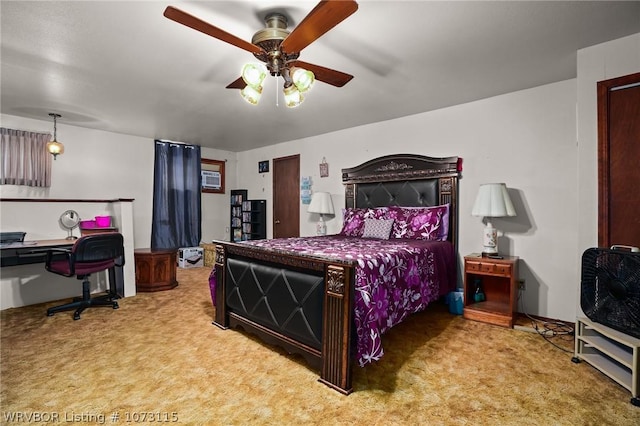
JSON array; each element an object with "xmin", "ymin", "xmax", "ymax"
[{"xmin": 598, "ymin": 72, "xmax": 640, "ymax": 248}]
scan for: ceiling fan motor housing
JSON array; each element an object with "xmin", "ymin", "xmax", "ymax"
[{"xmin": 252, "ymin": 13, "xmax": 299, "ymax": 76}]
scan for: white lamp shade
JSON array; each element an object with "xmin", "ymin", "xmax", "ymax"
[
  {"xmin": 308, "ymin": 192, "xmax": 334, "ymax": 215},
  {"xmin": 471, "ymin": 183, "xmax": 516, "ymax": 218}
]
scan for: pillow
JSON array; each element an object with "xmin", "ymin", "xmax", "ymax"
[
  {"xmin": 362, "ymin": 218, "xmax": 394, "ymax": 240},
  {"xmin": 386, "ymin": 204, "xmax": 450, "ymax": 240},
  {"xmin": 339, "ymin": 207, "xmax": 389, "ymax": 237}
]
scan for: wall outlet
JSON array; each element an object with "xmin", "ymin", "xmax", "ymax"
[{"xmin": 518, "ymin": 279, "xmax": 526, "ymax": 290}]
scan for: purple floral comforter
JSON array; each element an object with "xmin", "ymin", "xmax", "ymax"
[{"xmin": 208, "ymin": 235, "xmax": 456, "ymax": 367}]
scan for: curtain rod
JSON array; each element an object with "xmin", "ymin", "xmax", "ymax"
[{"xmin": 155, "ymin": 139, "xmax": 199, "ymax": 148}]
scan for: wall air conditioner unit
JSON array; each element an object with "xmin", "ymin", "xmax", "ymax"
[{"xmin": 201, "ymin": 170, "xmax": 221, "ymax": 190}]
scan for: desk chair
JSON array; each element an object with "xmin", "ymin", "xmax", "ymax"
[{"xmin": 45, "ymin": 233, "xmax": 124, "ymax": 320}]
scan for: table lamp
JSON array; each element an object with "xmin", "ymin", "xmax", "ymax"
[
  {"xmin": 308, "ymin": 192, "xmax": 334, "ymax": 236},
  {"xmin": 471, "ymin": 183, "xmax": 516, "ymax": 255}
]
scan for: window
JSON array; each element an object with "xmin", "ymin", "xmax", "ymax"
[
  {"xmin": 201, "ymin": 158, "xmax": 225, "ymax": 194},
  {"xmin": 0, "ymin": 128, "xmax": 52, "ymax": 187}
]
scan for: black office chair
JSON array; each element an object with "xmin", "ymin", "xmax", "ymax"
[{"xmin": 45, "ymin": 233, "xmax": 125, "ymax": 320}]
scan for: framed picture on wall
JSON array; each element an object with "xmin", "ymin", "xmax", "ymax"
[{"xmin": 258, "ymin": 160, "xmax": 269, "ymax": 173}]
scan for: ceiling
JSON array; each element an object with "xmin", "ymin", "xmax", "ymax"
[{"xmin": 2, "ymin": 1, "xmax": 639, "ymax": 152}]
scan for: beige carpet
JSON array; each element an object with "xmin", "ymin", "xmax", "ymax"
[{"xmin": 1, "ymin": 267, "xmax": 639, "ymax": 425}]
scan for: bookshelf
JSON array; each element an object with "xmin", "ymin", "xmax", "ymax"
[
  {"xmin": 241, "ymin": 199, "xmax": 266, "ymax": 240},
  {"xmin": 230, "ymin": 190, "xmax": 266, "ymax": 241},
  {"xmin": 230, "ymin": 189, "xmax": 247, "ymax": 242}
]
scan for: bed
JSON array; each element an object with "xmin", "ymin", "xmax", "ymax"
[{"xmin": 209, "ymin": 154, "xmax": 460, "ymax": 394}]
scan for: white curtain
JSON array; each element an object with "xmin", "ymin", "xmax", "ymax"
[{"xmin": 0, "ymin": 127, "xmax": 52, "ymax": 187}]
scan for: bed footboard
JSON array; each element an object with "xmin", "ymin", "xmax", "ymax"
[{"xmin": 213, "ymin": 242, "xmax": 356, "ymax": 394}]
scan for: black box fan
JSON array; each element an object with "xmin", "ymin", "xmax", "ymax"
[{"xmin": 581, "ymin": 246, "xmax": 640, "ymax": 339}]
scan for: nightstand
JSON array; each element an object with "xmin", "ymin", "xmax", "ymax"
[{"xmin": 463, "ymin": 253, "xmax": 519, "ymax": 327}]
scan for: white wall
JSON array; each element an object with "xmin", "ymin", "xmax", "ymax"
[
  {"xmin": 576, "ymin": 33, "xmax": 640, "ymax": 315},
  {"xmin": 237, "ymin": 79, "xmax": 579, "ymax": 322},
  {"xmin": 0, "ymin": 114, "xmax": 235, "ymax": 308},
  {"xmin": 200, "ymin": 147, "xmax": 237, "ymax": 243}
]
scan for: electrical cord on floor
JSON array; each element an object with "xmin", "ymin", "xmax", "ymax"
[{"xmin": 517, "ymin": 289, "xmax": 575, "ymax": 354}]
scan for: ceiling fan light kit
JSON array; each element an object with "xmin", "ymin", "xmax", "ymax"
[{"xmin": 163, "ymin": 0, "xmax": 358, "ymax": 108}]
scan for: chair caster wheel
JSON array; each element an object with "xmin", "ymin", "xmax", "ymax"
[
  {"xmin": 113, "ymin": 302, "xmax": 119, "ymax": 310},
  {"xmin": 47, "ymin": 312, "xmax": 54, "ymax": 317},
  {"xmin": 73, "ymin": 313, "xmax": 81, "ymax": 320}
]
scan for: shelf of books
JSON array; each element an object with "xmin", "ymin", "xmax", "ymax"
[
  {"xmin": 241, "ymin": 199, "xmax": 266, "ymax": 240},
  {"xmin": 229, "ymin": 190, "xmax": 266, "ymax": 241},
  {"xmin": 230, "ymin": 189, "xmax": 248, "ymax": 242}
]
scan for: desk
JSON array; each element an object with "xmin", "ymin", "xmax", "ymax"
[
  {"xmin": 0, "ymin": 239, "xmax": 73, "ymax": 266},
  {"xmin": 1, "ymin": 239, "xmax": 125, "ymax": 297}
]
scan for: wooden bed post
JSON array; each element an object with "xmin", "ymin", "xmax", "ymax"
[
  {"xmin": 213, "ymin": 244, "xmax": 229, "ymax": 329},
  {"xmin": 319, "ymin": 264, "xmax": 354, "ymax": 394},
  {"xmin": 439, "ymin": 176, "xmax": 458, "ymax": 256}
]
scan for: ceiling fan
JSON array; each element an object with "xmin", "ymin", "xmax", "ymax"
[{"xmin": 163, "ymin": 0, "xmax": 358, "ymax": 107}]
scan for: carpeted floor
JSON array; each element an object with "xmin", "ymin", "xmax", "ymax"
[{"xmin": 1, "ymin": 267, "xmax": 639, "ymax": 425}]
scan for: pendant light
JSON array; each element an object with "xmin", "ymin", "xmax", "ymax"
[{"xmin": 46, "ymin": 113, "xmax": 64, "ymax": 160}]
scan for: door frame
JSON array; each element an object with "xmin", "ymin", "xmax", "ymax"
[{"xmin": 597, "ymin": 72, "xmax": 640, "ymax": 247}]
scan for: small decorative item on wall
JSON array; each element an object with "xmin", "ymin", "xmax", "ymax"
[
  {"xmin": 319, "ymin": 157, "xmax": 329, "ymax": 178},
  {"xmin": 300, "ymin": 176, "xmax": 312, "ymax": 204},
  {"xmin": 258, "ymin": 160, "xmax": 269, "ymax": 173}
]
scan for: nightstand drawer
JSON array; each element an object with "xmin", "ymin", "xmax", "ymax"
[
  {"xmin": 494, "ymin": 264, "xmax": 512, "ymax": 276},
  {"xmin": 465, "ymin": 260, "xmax": 511, "ymax": 276}
]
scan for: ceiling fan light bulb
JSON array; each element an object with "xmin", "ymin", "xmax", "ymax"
[
  {"xmin": 291, "ymin": 67, "xmax": 314, "ymax": 93},
  {"xmin": 240, "ymin": 84, "xmax": 262, "ymax": 105},
  {"xmin": 241, "ymin": 63, "xmax": 267, "ymax": 88},
  {"xmin": 283, "ymin": 85, "xmax": 304, "ymax": 108}
]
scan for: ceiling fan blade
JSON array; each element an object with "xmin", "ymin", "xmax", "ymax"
[
  {"xmin": 164, "ymin": 6, "xmax": 262, "ymax": 54},
  {"xmin": 281, "ymin": 0, "xmax": 358, "ymax": 54},
  {"xmin": 292, "ymin": 60, "xmax": 353, "ymax": 87},
  {"xmin": 226, "ymin": 77, "xmax": 245, "ymax": 89}
]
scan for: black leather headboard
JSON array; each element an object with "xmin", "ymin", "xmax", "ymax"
[
  {"xmin": 353, "ymin": 180, "xmax": 439, "ymax": 208},
  {"xmin": 342, "ymin": 153, "xmax": 460, "ymax": 251}
]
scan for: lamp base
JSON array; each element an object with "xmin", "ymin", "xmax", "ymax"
[
  {"xmin": 316, "ymin": 215, "xmax": 327, "ymax": 236},
  {"xmin": 482, "ymin": 222, "xmax": 498, "ymax": 254}
]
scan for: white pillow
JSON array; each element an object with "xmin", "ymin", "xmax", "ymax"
[{"xmin": 362, "ymin": 218, "xmax": 394, "ymax": 240}]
